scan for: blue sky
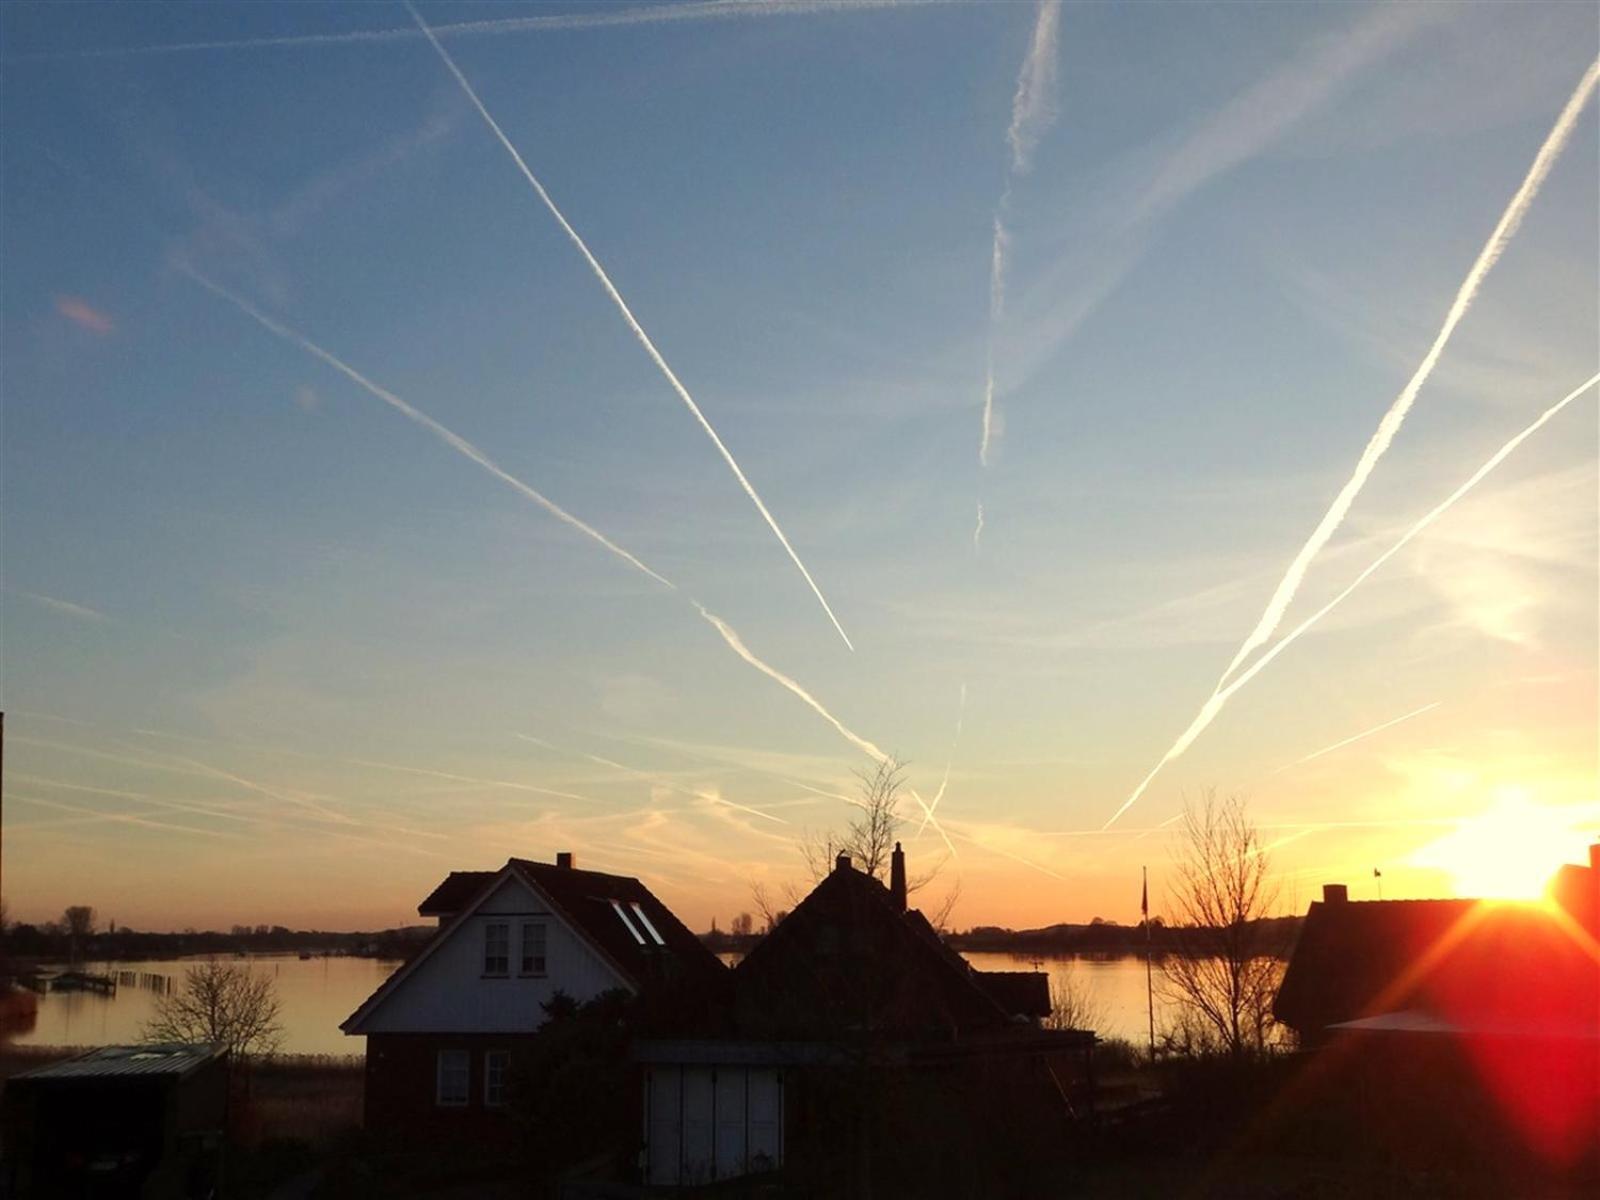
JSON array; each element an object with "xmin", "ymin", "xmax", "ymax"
[{"xmin": 2, "ymin": 1, "xmax": 1596, "ymax": 930}]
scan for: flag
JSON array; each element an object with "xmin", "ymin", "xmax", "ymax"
[{"xmin": 1374, "ymin": 868, "xmax": 1383, "ymax": 879}]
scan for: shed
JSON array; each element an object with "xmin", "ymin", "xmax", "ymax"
[{"xmin": 1, "ymin": 1043, "xmax": 228, "ymax": 1199}]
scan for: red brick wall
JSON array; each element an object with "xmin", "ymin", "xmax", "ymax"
[{"xmin": 363, "ymin": 1033, "xmax": 535, "ymax": 1146}]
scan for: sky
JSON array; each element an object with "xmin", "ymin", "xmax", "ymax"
[{"xmin": 2, "ymin": 1, "xmax": 1596, "ymax": 934}]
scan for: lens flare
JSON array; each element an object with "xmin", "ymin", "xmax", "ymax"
[{"xmin": 1408, "ymin": 790, "xmax": 1591, "ymax": 900}]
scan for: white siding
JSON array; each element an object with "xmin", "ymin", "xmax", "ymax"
[{"xmin": 357, "ymin": 874, "xmax": 629, "ymax": 1033}]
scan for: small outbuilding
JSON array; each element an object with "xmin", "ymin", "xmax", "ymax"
[{"xmin": 0, "ymin": 1042, "xmax": 228, "ymax": 1199}]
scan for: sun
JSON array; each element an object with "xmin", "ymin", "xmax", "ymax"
[{"xmin": 1408, "ymin": 789, "xmax": 1588, "ymax": 901}]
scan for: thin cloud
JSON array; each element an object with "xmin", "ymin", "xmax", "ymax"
[
  {"xmin": 1126, "ymin": 4, "xmax": 1444, "ymax": 228},
  {"xmin": 1215, "ymin": 57, "xmax": 1600, "ymax": 692},
  {"xmin": 53, "ymin": 295, "xmax": 115, "ymax": 334},
  {"xmin": 992, "ymin": 3, "xmax": 1438, "ymax": 403},
  {"xmin": 1104, "ymin": 371, "xmax": 1600, "ymax": 828},
  {"xmin": 409, "ymin": 2, "xmax": 854, "ymax": 652},
  {"xmin": 14, "ymin": 590, "xmax": 111, "ymax": 623}
]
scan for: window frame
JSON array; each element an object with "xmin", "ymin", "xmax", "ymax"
[
  {"xmin": 519, "ymin": 921, "xmax": 547, "ymax": 977},
  {"xmin": 436, "ymin": 1049, "xmax": 470, "ymax": 1107},
  {"xmin": 484, "ymin": 1050, "xmax": 510, "ymax": 1108},
  {"xmin": 483, "ymin": 921, "xmax": 510, "ymax": 977}
]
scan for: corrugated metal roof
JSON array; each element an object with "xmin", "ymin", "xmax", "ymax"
[{"xmin": 13, "ymin": 1043, "xmax": 225, "ymax": 1082}]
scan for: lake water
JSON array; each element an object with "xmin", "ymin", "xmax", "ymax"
[
  {"xmin": 8, "ymin": 952, "xmax": 1164, "ymax": 1055},
  {"xmin": 7, "ymin": 957, "xmax": 399, "ymax": 1057},
  {"xmin": 961, "ymin": 952, "xmax": 1159, "ymax": 1044}
]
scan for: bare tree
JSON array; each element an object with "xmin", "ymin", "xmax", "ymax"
[
  {"xmin": 63, "ymin": 905, "xmax": 95, "ymax": 938},
  {"xmin": 63, "ymin": 905, "xmax": 95, "ymax": 963},
  {"xmin": 755, "ymin": 757, "xmax": 957, "ymax": 935},
  {"xmin": 801, "ymin": 757, "xmax": 907, "ymax": 882},
  {"xmin": 1158, "ymin": 791, "xmax": 1283, "ymax": 1058},
  {"xmin": 144, "ymin": 958, "xmax": 284, "ymax": 1061},
  {"xmin": 1043, "ymin": 962, "xmax": 1106, "ymax": 1034}
]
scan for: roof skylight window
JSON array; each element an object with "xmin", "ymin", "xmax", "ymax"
[
  {"xmin": 610, "ymin": 899, "xmax": 647, "ymax": 945},
  {"xmin": 630, "ymin": 902, "xmax": 666, "ymax": 946}
]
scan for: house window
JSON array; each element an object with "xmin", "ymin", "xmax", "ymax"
[
  {"xmin": 520, "ymin": 922, "xmax": 547, "ymax": 976},
  {"xmin": 436, "ymin": 1050, "xmax": 469, "ymax": 1107},
  {"xmin": 484, "ymin": 923, "xmax": 509, "ymax": 975},
  {"xmin": 484, "ymin": 1050, "xmax": 510, "ymax": 1107}
]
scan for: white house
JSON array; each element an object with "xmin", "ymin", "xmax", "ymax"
[{"xmin": 341, "ymin": 853, "xmax": 725, "ymax": 1143}]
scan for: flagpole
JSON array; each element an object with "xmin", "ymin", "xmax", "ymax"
[{"xmin": 1143, "ymin": 865, "xmax": 1155, "ymax": 1059}]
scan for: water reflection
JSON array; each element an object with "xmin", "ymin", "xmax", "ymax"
[{"xmin": 6, "ymin": 956, "xmax": 399, "ymax": 1056}]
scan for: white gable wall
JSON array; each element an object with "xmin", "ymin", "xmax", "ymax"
[{"xmin": 356, "ymin": 873, "xmax": 630, "ymax": 1033}]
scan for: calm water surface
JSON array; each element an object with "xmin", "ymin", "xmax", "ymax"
[
  {"xmin": 10, "ymin": 956, "xmax": 399, "ymax": 1056},
  {"xmin": 12, "ymin": 953, "xmax": 1164, "ymax": 1054}
]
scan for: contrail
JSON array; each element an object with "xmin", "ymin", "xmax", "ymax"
[
  {"xmin": 976, "ymin": 1, "xmax": 1062, "ymax": 537},
  {"xmin": 909, "ymin": 787, "xmax": 960, "ymax": 860},
  {"xmin": 1105, "ymin": 371, "xmax": 1599, "ymax": 828},
  {"xmin": 945, "ymin": 819, "xmax": 1064, "ymax": 881},
  {"xmin": 917, "ymin": 681, "xmax": 966, "ymax": 836},
  {"xmin": 350, "ymin": 758, "xmax": 596, "ymax": 803},
  {"xmin": 8, "ymin": 1, "xmax": 920, "ymax": 62},
  {"xmin": 1275, "ymin": 701, "xmax": 1442, "ymax": 773},
  {"xmin": 143, "ymin": 746, "xmax": 355, "ymax": 826},
  {"xmin": 1005, "ymin": 0, "xmax": 1063, "ymax": 175},
  {"xmin": 692, "ymin": 602, "xmax": 888, "ymax": 761},
  {"xmin": 11, "ymin": 793, "xmax": 242, "ymax": 839},
  {"xmin": 187, "ymin": 271, "xmax": 884, "ymax": 766},
  {"xmin": 1214, "ymin": 58, "xmax": 1600, "ymax": 692},
  {"xmin": 182, "ymin": 265, "xmax": 676, "ymax": 589},
  {"xmin": 408, "ymin": 3, "xmax": 854, "ymax": 652},
  {"xmin": 514, "ymin": 734, "xmax": 788, "ymax": 825}
]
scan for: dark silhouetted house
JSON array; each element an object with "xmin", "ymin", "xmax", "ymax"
[
  {"xmin": 342, "ymin": 853, "xmax": 725, "ymax": 1143},
  {"xmin": 636, "ymin": 844, "xmax": 1092, "ymax": 1190},
  {"xmin": 1274, "ymin": 849, "xmax": 1600, "ymax": 1170},
  {"xmin": 1, "ymin": 1043, "xmax": 227, "ymax": 1199}
]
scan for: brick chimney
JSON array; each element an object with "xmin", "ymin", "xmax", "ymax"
[
  {"xmin": 1323, "ymin": 883, "xmax": 1348, "ymax": 904},
  {"xmin": 890, "ymin": 842, "xmax": 907, "ymax": 912},
  {"xmin": 556, "ymin": 851, "xmax": 575, "ymax": 869},
  {"xmin": 834, "ymin": 852, "xmax": 852, "ymax": 873}
]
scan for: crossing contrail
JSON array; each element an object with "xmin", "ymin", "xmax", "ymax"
[
  {"xmin": 182, "ymin": 265, "xmax": 677, "ymax": 589},
  {"xmin": 1104, "ymin": 371, "xmax": 1599, "ymax": 828},
  {"xmin": 1276, "ymin": 701, "xmax": 1442, "ymax": 772},
  {"xmin": 917, "ymin": 681, "xmax": 967, "ymax": 837},
  {"xmin": 408, "ymin": 2, "xmax": 854, "ymax": 652},
  {"xmin": 976, "ymin": 1, "xmax": 1062, "ymax": 541},
  {"xmin": 7, "ymin": 1, "xmax": 919, "ymax": 62},
  {"xmin": 1214, "ymin": 58, "xmax": 1600, "ymax": 692},
  {"xmin": 514, "ymin": 733, "xmax": 788, "ymax": 825}
]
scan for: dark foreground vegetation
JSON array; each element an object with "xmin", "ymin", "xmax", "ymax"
[{"xmin": 8, "ymin": 1033, "xmax": 1578, "ymax": 1199}]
